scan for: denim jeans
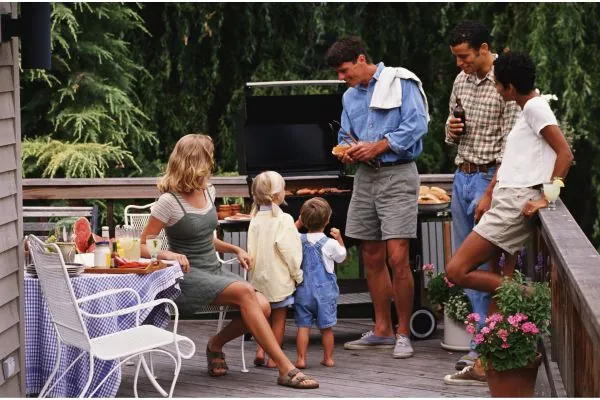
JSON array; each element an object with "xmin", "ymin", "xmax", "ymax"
[{"xmin": 450, "ymin": 167, "xmax": 495, "ymax": 350}]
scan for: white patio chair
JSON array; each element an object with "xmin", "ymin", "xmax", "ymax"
[
  {"xmin": 124, "ymin": 202, "xmax": 249, "ymax": 372},
  {"xmin": 124, "ymin": 203, "xmax": 169, "ymax": 250},
  {"xmin": 27, "ymin": 234, "xmax": 196, "ymax": 398}
]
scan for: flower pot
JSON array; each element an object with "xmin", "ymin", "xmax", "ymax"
[
  {"xmin": 218, "ymin": 205, "xmax": 233, "ymax": 220},
  {"xmin": 230, "ymin": 204, "xmax": 241, "ymax": 215},
  {"xmin": 440, "ymin": 309, "xmax": 472, "ymax": 351},
  {"xmin": 486, "ymin": 354, "xmax": 542, "ymax": 397}
]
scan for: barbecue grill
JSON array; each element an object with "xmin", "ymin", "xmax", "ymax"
[{"xmin": 238, "ymin": 80, "xmax": 358, "ymax": 248}]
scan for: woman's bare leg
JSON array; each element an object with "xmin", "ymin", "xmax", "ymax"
[
  {"xmin": 206, "ymin": 290, "xmax": 270, "ymax": 376},
  {"xmin": 445, "ymin": 231, "xmax": 505, "ymax": 293},
  {"xmin": 208, "ymin": 291, "xmax": 270, "ymax": 351},
  {"xmin": 212, "ymin": 282, "xmax": 316, "ymax": 384}
]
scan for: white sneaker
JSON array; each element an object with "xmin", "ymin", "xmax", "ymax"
[{"xmin": 393, "ymin": 334, "xmax": 414, "ymax": 359}]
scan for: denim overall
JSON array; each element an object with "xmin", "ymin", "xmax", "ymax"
[{"xmin": 293, "ymin": 234, "xmax": 340, "ymax": 329}]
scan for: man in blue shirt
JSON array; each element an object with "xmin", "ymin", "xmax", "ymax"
[{"xmin": 325, "ymin": 36, "xmax": 429, "ymax": 359}]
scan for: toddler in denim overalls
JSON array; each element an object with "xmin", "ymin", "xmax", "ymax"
[{"xmin": 293, "ymin": 197, "xmax": 346, "ymax": 368}]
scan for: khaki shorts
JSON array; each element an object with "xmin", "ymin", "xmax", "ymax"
[
  {"xmin": 473, "ymin": 186, "xmax": 542, "ymax": 255},
  {"xmin": 345, "ymin": 162, "xmax": 419, "ymax": 241}
]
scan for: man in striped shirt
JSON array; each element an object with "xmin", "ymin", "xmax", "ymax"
[{"xmin": 443, "ymin": 20, "xmax": 520, "ymax": 386}]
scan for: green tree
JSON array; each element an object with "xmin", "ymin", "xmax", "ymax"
[{"xmin": 21, "ymin": 3, "xmax": 157, "ymax": 178}]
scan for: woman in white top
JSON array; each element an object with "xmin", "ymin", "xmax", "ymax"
[{"xmin": 446, "ymin": 52, "xmax": 573, "ymax": 294}]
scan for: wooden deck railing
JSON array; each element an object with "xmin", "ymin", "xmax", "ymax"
[
  {"xmin": 536, "ymin": 199, "xmax": 600, "ymax": 397},
  {"xmin": 22, "ymin": 174, "xmax": 454, "ymax": 233}
]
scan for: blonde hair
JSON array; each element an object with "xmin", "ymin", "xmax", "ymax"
[
  {"xmin": 158, "ymin": 134, "xmax": 215, "ymax": 194},
  {"xmin": 251, "ymin": 170, "xmax": 286, "ymax": 217},
  {"xmin": 300, "ymin": 197, "xmax": 332, "ymax": 231}
]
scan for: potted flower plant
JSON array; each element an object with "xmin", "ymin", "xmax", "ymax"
[
  {"xmin": 466, "ymin": 271, "xmax": 551, "ymax": 397},
  {"xmin": 423, "ymin": 264, "xmax": 473, "ymax": 350}
]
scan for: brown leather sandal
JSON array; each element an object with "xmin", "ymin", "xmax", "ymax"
[
  {"xmin": 206, "ymin": 345, "xmax": 229, "ymax": 377},
  {"xmin": 277, "ymin": 368, "xmax": 319, "ymax": 389}
]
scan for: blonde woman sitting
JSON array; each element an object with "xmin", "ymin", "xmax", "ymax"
[{"xmin": 140, "ymin": 134, "xmax": 319, "ymax": 389}]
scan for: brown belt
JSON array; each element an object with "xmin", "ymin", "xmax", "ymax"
[{"xmin": 458, "ymin": 162, "xmax": 497, "ymax": 174}]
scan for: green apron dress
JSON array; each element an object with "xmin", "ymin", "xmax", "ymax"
[{"xmin": 165, "ymin": 192, "xmax": 244, "ymax": 315}]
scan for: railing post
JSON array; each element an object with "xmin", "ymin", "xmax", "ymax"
[{"xmin": 107, "ymin": 200, "xmax": 114, "ymax": 239}]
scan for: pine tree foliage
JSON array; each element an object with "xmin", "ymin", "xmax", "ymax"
[
  {"xmin": 21, "ymin": 3, "xmax": 154, "ymax": 178},
  {"xmin": 22, "ymin": 139, "xmax": 139, "ymax": 178}
]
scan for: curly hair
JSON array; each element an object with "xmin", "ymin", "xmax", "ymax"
[
  {"xmin": 324, "ymin": 36, "xmax": 370, "ymax": 68},
  {"xmin": 494, "ymin": 51, "xmax": 536, "ymax": 95},
  {"xmin": 158, "ymin": 134, "xmax": 215, "ymax": 194},
  {"xmin": 449, "ymin": 20, "xmax": 492, "ymax": 50}
]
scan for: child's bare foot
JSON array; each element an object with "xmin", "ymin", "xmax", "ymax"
[
  {"xmin": 295, "ymin": 359, "xmax": 307, "ymax": 369},
  {"xmin": 320, "ymin": 359, "xmax": 335, "ymax": 367}
]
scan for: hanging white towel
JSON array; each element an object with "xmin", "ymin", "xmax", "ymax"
[{"xmin": 370, "ymin": 67, "xmax": 430, "ymax": 122}]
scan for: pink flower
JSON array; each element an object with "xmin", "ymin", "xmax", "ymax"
[
  {"xmin": 508, "ymin": 315, "xmax": 520, "ymax": 328},
  {"xmin": 521, "ymin": 322, "xmax": 539, "ymax": 334},
  {"xmin": 497, "ymin": 329, "xmax": 509, "ymax": 342},
  {"xmin": 515, "ymin": 313, "xmax": 528, "ymax": 322},
  {"xmin": 487, "ymin": 313, "xmax": 503, "ymax": 323},
  {"xmin": 474, "ymin": 334, "xmax": 485, "ymax": 344},
  {"xmin": 467, "ymin": 313, "xmax": 481, "ymax": 323},
  {"xmin": 444, "ymin": 276, "xmax": 455, "ymax": 288},
  {"xmin": 489, "ymin": 321, "xmax": 497, "ymax": 330},
  {"xmin": 466, "ymin": 325, "xmax": 476, "ymax": 334},
  {"xmin": 481, "ymin": 327, "xmax": 490, "ymax": 335},
  {"xmin": 501, "ymin": 342, "xmax": 511, "ymax": 349},
  {"xmin": 422, "ymin": 263, "xmax": 435, "ymax": 272}
]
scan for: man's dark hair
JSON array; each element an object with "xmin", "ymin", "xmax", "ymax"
[
  {"xmin": 494, "ymin": 51, "xmax": 536, "ymax": 95},
  {"xmin": 325, "ymin": 36, "xmax": 370, "ymax": 68},
  {"xmin": 449, "ymin": 20, "xmax": 492, "ymax": 50}
]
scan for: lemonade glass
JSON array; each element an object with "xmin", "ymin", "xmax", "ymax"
[
  {"xmin": 146, "ymin": 235, "xmax": 162, "ymax": 262},
  {"xmin": 543, "ymin": 182, "xmax": 561, "ymax": 211}
]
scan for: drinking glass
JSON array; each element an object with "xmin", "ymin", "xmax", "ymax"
[
  {"xmin": 146, "ymin": 235, "xmax": 162, "ymax": 262},
  {"xmin": 117, "ymin": 226, "xmax": 133, "ymax": 260},
  {"xmin": 543, "ymin": 182, "xmax": 560, "ymax": 211}
]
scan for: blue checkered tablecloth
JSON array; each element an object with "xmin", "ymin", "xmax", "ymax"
[{"xmin": 25, "ymin": 264, "xmax": 184, "ymax": 398}]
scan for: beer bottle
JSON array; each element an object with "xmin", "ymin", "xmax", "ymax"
[{"xmin": 453, "ymin": 98, "xmax": 466, "ymax": 135}]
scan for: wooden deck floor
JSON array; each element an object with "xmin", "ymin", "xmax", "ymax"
[{"xmin": 117, "ymin": 318, "xmax": 551, "ymax": 398}]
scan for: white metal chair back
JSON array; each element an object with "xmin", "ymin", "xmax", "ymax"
[
  {"xmin": 27, "ymin": 235, "xmax": 92, "ymax": 351},
  {"xmin": 124, "ymin": 203, "xmax": 169, "ymax": 250}
]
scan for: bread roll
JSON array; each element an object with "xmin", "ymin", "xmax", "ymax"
[
  {"xmin": 437, "ymin": 193, "xmax": 451, "ymax": 202},
  {"xmin": 332, "ymin": 145, "xmax": 351, "ymax": 157},
  {"xmin": 429, "ymin": 186, "xmax": 447, "ymax": 198},
  {"xmin": 419, "ymin": 193, "xmax": 442, "ymax": 204},
  {"xmin": 419, "ymin": 185, "xmax": 430, "ymax": 196},
  {"xmin": 296, "ymin": 188, "xmax": 311, "ymax": 196}
]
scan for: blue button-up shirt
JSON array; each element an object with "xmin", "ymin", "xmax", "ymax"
[{"xmin": 339, "ymin": 62, "xmax": 428, "ymax": 163}]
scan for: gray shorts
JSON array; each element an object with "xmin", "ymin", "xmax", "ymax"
[{"xmin": 345, "ymin": 162, "xmax": 419, "ymax": 241}]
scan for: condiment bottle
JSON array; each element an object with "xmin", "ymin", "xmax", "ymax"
[{"xmin": 94, "ymin": 241, "xmax": 111, "ymax": 268}]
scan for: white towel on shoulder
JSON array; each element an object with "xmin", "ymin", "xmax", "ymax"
[{"xmin": 370, "ymin": 67, "xmax": 430, "ymax": 122}]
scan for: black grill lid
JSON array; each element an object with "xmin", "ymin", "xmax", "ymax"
[{"xmin": 238, "ymin": 81, "xmax": 345, "ymax": 177}]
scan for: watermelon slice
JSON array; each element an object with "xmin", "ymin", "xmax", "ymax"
[{"xmin": 72, "ymin": 217, "xmax": 101, "ymax": 253}]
